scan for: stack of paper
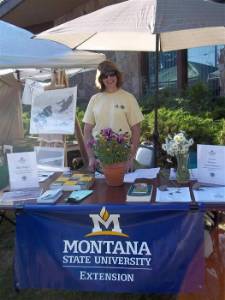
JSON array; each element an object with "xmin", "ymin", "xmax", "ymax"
[
  {"xmin": 193, "ymin": 186, "xmax": 225, "ymax": 203},
  {"xmin": 156, "ymin": 187, "xmax": 192, "ymax": 203},
  {"xmin": 124, "ymin": 168, "xmax": 160, "ymax": 183},
  {"xmin": 0, "ymin": 188, "xmax": 41, "ymax": 206}
]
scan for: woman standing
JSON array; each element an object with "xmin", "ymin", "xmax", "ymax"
[{"xmin": 83, "ymin": 60, "xmax": 144, "ymax": 172}]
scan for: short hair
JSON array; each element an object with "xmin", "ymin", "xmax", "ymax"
[{"xmin": 95, "ymin": 60, "xmax": 123, "ymax": 91}]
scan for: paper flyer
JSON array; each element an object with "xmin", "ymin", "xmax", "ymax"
[
  {"xmin": 7, "ymin": 152, "xmax": 39, "ymax": 190},
  {"xmin": 197, "ymin": 144, "xmax": 225, "ymax": 185}
]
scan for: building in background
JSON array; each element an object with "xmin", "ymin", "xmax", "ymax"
[
  {"xmin": 148, "ymin": 46, "xmax": 224, "ymax": 96},
  {"xmin": 0, "ymin": 0, "xmax": 224, "ymax": 104}
]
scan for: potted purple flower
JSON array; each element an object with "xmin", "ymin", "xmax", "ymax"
[{"xmin": 92, "ymin": 128, "xmax": 130, "ymax": 186}]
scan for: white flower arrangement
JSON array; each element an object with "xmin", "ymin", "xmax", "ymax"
[{"xmin": 162, "ymin": 131, "xmax": 194, "ymax": 157}]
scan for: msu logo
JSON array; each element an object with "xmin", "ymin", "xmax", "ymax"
[{"xmin": 86, "ymin": 207, "xmax": 128, "ymax": 238}]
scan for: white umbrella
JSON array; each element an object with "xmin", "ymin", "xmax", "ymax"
[
  {"xmin": 0, "ymin": 20, "xmax": 106, "ymax": 69},
  {"xmin": 36, "ymin": 0, "xmax": 225, "ymax": 163},
  {"xmin": 37, "ymin": 0, "xmax": 225, "ymax": 52}
]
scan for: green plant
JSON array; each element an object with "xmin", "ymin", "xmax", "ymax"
[
  {"xmin": 144, "ymin": 108, "xmax": 222, "ymax": 147},
  {"xmin": 92, "ymin": 128, "xmax": 130, "ymax": 165},
  {"xmin": 140, "ymin": 82, "xmax": 225, "ymax": 119},
  {"xmin": 184, "ymin": 81, "xmax": 213, "ymax": 113}
]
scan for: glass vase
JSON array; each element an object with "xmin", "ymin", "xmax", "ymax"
[{"xmin": 176, "ymin": 153, "xmax": 190, "ymax": 184}]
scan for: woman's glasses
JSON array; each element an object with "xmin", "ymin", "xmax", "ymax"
[{"xmin": 101, "ymin": 71, "xmax": 117, "ymax": 79}]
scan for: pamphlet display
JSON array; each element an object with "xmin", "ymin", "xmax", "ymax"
[
  {"xmin": 197, "ymin": 144, "xmax": 225, "ymax": 186},
  {"xmin": 7, "ymin": 152, "xmax": 39, "ymax": 190},
  {"xmin": 50, "ymin": 173, "xmax": 94, "ymax": 191},
  {"xmin": 30, "ymin": 86, "xmax": 77, "ymax": 134}
]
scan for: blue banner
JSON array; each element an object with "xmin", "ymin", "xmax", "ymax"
[{"xmin": 15, "ymin": 204, "xmax": 204, "ymax": 293}]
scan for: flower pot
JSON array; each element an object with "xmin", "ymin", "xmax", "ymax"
[{"xmin": 102, "ymin": 162, "xmax": 127, "ymax": 187}]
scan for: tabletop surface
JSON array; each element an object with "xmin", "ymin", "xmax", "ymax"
[{"xmin": 1, "ymin": 172, "xmax": 225, "ymax": 211}]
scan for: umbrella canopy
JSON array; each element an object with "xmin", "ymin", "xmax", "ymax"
[
  {"xmin": 0, "ymin": 68, "xmax": 94, "ymax": 81},
  {"xmin": 36, "ymin": 0, "xmax": 225, "ymax": 165},
  {"xmin": 0, "ymin": 20, "xmax": 106, "ymax": 69},
  {"xmin": 37, "ymin": 0, "xmax": 225, "ymax": 52}
]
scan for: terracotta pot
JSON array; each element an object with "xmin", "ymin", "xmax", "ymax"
[{"xmin": 102, "ymin": 162, "xmax": 127, "ymax": 187}]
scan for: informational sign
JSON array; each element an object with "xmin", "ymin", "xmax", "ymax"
[
  {"xmin": 30, "ymin": 86, "xmax": 77, "ymax": 134},
  {"xmin": 7, "ymin": 152, "xmax": 39, "ymax": 190},
  {"xmin": 15, "ymin": 204, "xmax": 204, "ymax": 293},
  {"xmin": 197, "ymin": 144, "xmax": 225, "ymax": 185}
]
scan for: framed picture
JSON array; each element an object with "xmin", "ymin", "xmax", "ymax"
[
  {"xmin": 30, "ymin": 86, "xmax": 77, "ymax": 134},
  {"xmin": 34, "ymin": 146, "xmax": 65, "ymax": 171}
]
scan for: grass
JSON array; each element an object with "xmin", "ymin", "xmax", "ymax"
[{"xmin": 0, "ymin": 212, "xmax": 176, "ymax": 300}]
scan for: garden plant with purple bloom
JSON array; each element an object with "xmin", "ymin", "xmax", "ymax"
[{"xmin": 93, "ymin": 128, "xmax": 130, "ymax": 165}]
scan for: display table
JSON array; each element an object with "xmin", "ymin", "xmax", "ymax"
[{"xmin": 1, "ymin": 175, "xmax": 225, "ymax": 297}]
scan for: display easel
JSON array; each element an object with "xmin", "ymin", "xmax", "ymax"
[{"xmin": 40, "ymin": 69, "xmax": 88, "ymax": 167}]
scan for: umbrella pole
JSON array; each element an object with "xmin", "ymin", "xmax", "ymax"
[{"xmin": 153, "ymin": 33, "xmax": 160, "ymax": 167}]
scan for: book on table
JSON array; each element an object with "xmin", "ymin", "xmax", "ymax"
[
  {"xmin": 126, "ymin": 182, "xmax": 153, "ymax": 202},
  {"xmin": 66, "ymin": 190, "xmax": 93, "ymax": 203},
  {"xmin": 37, "ymin": 188, "xmax": 63, "ymax": 204}
]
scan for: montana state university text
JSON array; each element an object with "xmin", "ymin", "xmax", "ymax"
[{"xmin": 63, "ymin": 239, "xmax": 152, "ymax": 282}]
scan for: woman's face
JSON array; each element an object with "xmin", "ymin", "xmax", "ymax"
[{"xmin": 101, "ymin": 71, "xmax": 118, "ymax": 92}]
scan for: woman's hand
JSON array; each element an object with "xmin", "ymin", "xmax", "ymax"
[
  {"xmin": 126, "ymin": 158, "xmax": 135, "ymax": 173},
  {"xmin": 88, "ymin": 157, "xmax": 99, "ymax": 172}
]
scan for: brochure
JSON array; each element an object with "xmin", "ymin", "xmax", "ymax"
[
  {"xmin": 197, "ymin": 144, "xmax": 225, "ymax": 185},
  {"xmin": 50, "ymin": 173, "xmax": 94, "ymax": 191}
]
